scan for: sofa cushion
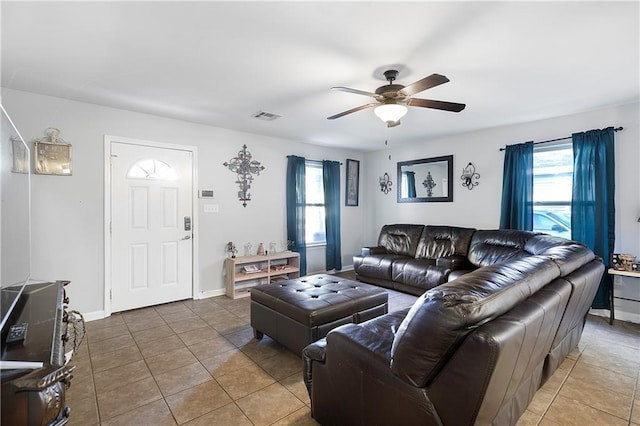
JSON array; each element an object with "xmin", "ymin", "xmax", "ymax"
[
  {"xmin": 353, "ymin": 254, "xmax": 405, "ymax": 281},
  {"xmin": 525, "ymin": 235, "xmax": 595, "ymax": 276},
  {"xmin": 467, "ymin": 229, "xmax": 537, "ymax": 267},
  {"xmin": 378, "ymin": 224, "xmax": 425, "ymax": 257},
  {"xmin": 415, "ymin": 225, "xmax": 476, "ymax": 259},
  {"xmin": 390, "ymin": 255, "xmax": 560, "ymax": 387},
  {"xmin": 391, "ymin": 259, "xmax": 448, "ymax": 292}
]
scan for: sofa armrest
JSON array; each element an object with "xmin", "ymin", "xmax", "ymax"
[
  {"xmin": 325, "ymin": 323, "xmax": 393, "ymax": 368},
  {"xmin": 303, "ymin": 339, "xmax": 327, "ymax": 397},
  {"xmin": 436, "ymin": 255, "xmax": 471, "ymax": 270},
  {"xmin": 303, "ymin": 323, "xmax": 392, "ymax": 400},
  {"xmin": 362, "ymin": 246, "xmax": 388, "ymax": 256}
]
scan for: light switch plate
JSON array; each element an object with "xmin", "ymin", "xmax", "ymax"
[{"xmin": 203, "ymin": 204, "xmax": 219, "ymax": 213}]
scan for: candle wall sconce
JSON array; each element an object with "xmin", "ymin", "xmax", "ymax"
[
  {"xmin": 461, "ymin": 162, "xmax": 480, "ymax": 190},
  {"xmin": 223, "ymin": 144, "xmax": 265, "ymax": 207},
  {"xmin": 379, "ymin": 172, "xmax": 392, "ymax": 195}
]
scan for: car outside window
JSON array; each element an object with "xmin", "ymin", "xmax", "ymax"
[{"xmin": 533, "ymin": 143, "xmax": 572, "ymax": 239}]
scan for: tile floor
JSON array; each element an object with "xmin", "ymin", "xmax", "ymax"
[{"xmin": 67, "ymin": 274, "xmax": 640, "ymax": 426}]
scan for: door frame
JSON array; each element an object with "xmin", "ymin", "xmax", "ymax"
[{"xmin": 103, "ymin": 135, "xmax": 199, "ymax": 317}]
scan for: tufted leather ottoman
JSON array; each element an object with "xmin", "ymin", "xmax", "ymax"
[{"xmin": 250, "ymin": 274, "xmax": 388, "ymax": 355}]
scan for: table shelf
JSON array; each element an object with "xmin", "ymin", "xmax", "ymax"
[
  {"xmin": 607, "ymin": 268, "xmax": 640, "ymax": 325},
  {"xmin": 225, "ymin": 252, "xmax": 300, "ymax": 299}
]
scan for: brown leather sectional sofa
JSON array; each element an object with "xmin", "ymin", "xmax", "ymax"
[{"xmin": 303, "ymin": 225, "xmax": 603, "ymax": 425}]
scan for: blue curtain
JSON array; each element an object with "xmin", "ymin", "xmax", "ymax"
[
  {"xmin": 323, "ymin": 161, "xmax": 342, "ymax": 271},
  {"xmin": 500, "ymin": 141, "xmax": 534, "ymax": 230},
  {"xmin": 571, "ymin": 127, "xmax": 615, "ymax": 309},
  {"xmin": 286, "ymin": 155, "xmax": 307, "ymax": 276},
  {"xmin": 404, "ymin": 171, "xmax": 417, "ymax": 198}
]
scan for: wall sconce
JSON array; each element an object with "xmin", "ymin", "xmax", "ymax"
[
  {"xmin": 379, "ymin": 172, "xmax": 392, "ymax": 194},
  {"xmin": 223, "ymin": 144, "xmax": 265, "ymax": 207},
  {"xmin": 461, "ymin": 162, "xmax": 480, "ymax": 190}
]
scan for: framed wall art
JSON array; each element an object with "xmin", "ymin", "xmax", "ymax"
[
  {"xmin": 35, "ymin": 141, "xmax": 72, "ymax": 175},
  {"xmin": 11, "ymin": 137, "xmax": 29, "ymax": 174},
  {"xmin": 345, "ymin": 158, "xmax": 360, "ymax": 206}
]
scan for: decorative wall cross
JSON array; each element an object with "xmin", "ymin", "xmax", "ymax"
[
  {"xmin": 422, "ymin": 171, "xmax": 436, "ymax": 197},
  {"xmin": 223, "ymin": 144, "xmax": 265, "ymax": 207}
]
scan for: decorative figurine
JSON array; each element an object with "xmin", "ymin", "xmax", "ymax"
[
  {"xmin": 226, "ymin": 241, "xmax": 237, "ymax": 258},
  {"xmin": 244, "ymin": 242, "xmax": 253, "ymax": 257},
  {"xmin": 257, "ymin": 242, "xmax": 265, "ymax": 256}
]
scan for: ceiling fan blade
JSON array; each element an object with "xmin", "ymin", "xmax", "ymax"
[
  {"xmin": 331, "ymin": 86, "xmax": 379, "ymax": 98},
  {"xmin": 327, "ymin": 103, "xmax": 378, "ymax": 120},
  {"xmin": 401, "ymin": 74, "xmax": 450, "ymax": 96},
  {"xmin": 407, "ymin": 98, "xmax": 466, "ymax": 112}
]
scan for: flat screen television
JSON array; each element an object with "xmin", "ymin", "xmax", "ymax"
[{"xmin": 0, "ymin": 104, "xmax": 31, "ymax": 332}]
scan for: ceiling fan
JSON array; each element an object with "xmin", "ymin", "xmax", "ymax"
[{"xmin": 327, "ymin": 70, "xmax": 465, "ymax": 127}]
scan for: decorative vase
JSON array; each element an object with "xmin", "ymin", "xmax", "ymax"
[{"xmin": 257, "ymin": 243, "xmax": 265, "ymax": 256}]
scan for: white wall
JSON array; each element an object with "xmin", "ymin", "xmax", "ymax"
[
  {"xmin": 1, "ymin": 89, "xmax": 366, "ymax": 319},
  {"xmin": 3, "ymin": 87, "xmax": 638, "ymax": 323},
  {"xmin": 364, "ymin": 102, "xmax": 640, "ymax": 322}
]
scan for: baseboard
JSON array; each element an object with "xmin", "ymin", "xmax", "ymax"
[
  {"xmin": 83, "ymin": 289, "xmax": 227, "ymax": 320},
  {"xmin": 308, "ymin": 265, "xmax": 355, "ymax": 276},
  {"xmin": 197, "ymin": 288, "xmax": 226, "ymax": 299},
  {"xmin": 590, "ymin": 308, "xmax": 640, "ymax": 324},
  {"xmin": 82, "ymin": 310, "xmax": 106, "ymax": 322}
]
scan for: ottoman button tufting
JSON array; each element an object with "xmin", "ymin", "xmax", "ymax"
[{"xmin": 249, "ymin": 275, "xmax": 388, "ymax": 355}]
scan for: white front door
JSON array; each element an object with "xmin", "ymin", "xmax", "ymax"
[{"xmin": 110, "ymin": 142, "xmax": 193, "ymax": 312}]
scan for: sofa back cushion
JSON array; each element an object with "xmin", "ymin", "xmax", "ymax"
[
  {"xmin": 524, "ymin": 235, "xmax": 595, "ymax": 275},
  {"xmin": 415, "ymin": 225, "xmax": 476, "ymax": 260},
  {"xmin": 467, "ymin": 229, "xmax": 537, "ymax": 267},
  {"xmin": 390, "ymin": 256, "xmax": 560, "ymax": 388},
  {"xmin": 378, "ymin": 224, "xmax": 425, "ymax": 257}
]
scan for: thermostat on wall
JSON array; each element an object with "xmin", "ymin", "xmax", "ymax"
[{"xmin": 199, "ymin": 190, "xmax": 214, "ymax": 198}]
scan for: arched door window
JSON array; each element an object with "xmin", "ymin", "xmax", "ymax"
[{"xmin": 127, "ymin": 159, "xmax": 177, "ymax": 181}]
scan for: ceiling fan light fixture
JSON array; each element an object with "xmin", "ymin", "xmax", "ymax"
[{"xmin": 374, "ymin": 103, "xmax": 408, "ymax": 125}]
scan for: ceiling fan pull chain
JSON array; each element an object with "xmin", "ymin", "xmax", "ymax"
[{"xmin": 385, "ymin": 126, "xmax": 392, "ymax": 161}]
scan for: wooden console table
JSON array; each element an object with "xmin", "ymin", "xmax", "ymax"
[{"xmin": 607, "ymin": 268, "xmax": 640, "ymax": 325}]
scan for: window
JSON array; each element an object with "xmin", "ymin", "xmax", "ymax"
[
  {"xmin": 127, "ymin": 159, "xmax": 177, "ymax": 181},
  {"xmin": 305, "ymin": 162, "xmax": 326, "ymax": 244},
  {"xmin": 533, "ymin": 143, "xmax": 572, "ymax": 238}
]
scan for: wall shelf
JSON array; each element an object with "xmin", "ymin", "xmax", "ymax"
[{"xmin": 225, "ymin": 251, "xmax": 300, "ymax": 299}]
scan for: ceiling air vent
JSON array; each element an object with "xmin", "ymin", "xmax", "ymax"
[{"xmin": 252, "ymin": 111, "xmax": 281, "ymax": 121}]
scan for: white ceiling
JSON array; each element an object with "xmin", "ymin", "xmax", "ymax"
[{"xmin": 1, "ymin": 1, "xmax": 638, "ymax": 152}]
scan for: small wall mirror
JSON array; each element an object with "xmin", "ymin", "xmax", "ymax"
[{"xmin": 397, "ymin": 155, "xmax": 453, "ymax": 203}]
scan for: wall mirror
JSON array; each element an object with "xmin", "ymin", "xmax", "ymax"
[{"xmin": 397, "ymin": 155, "xmax": 453, "ymax": 203}]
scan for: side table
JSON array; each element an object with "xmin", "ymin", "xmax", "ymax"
[{"xmin": 607, "ymin": 268, "xmax": 640, "ymax": 325}]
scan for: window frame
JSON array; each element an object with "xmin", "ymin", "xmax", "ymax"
[
  {"xmin": 304, "ymin": 161, "xmax": 327, "ymax": 246},
  {"xmin": 532, "ymin": 141, "xmax": 573, "ymax": 238}
]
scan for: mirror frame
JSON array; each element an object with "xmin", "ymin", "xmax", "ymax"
[{"xmin": 397, "ymin": 155, "xmax": 453, "ymax": 203}]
